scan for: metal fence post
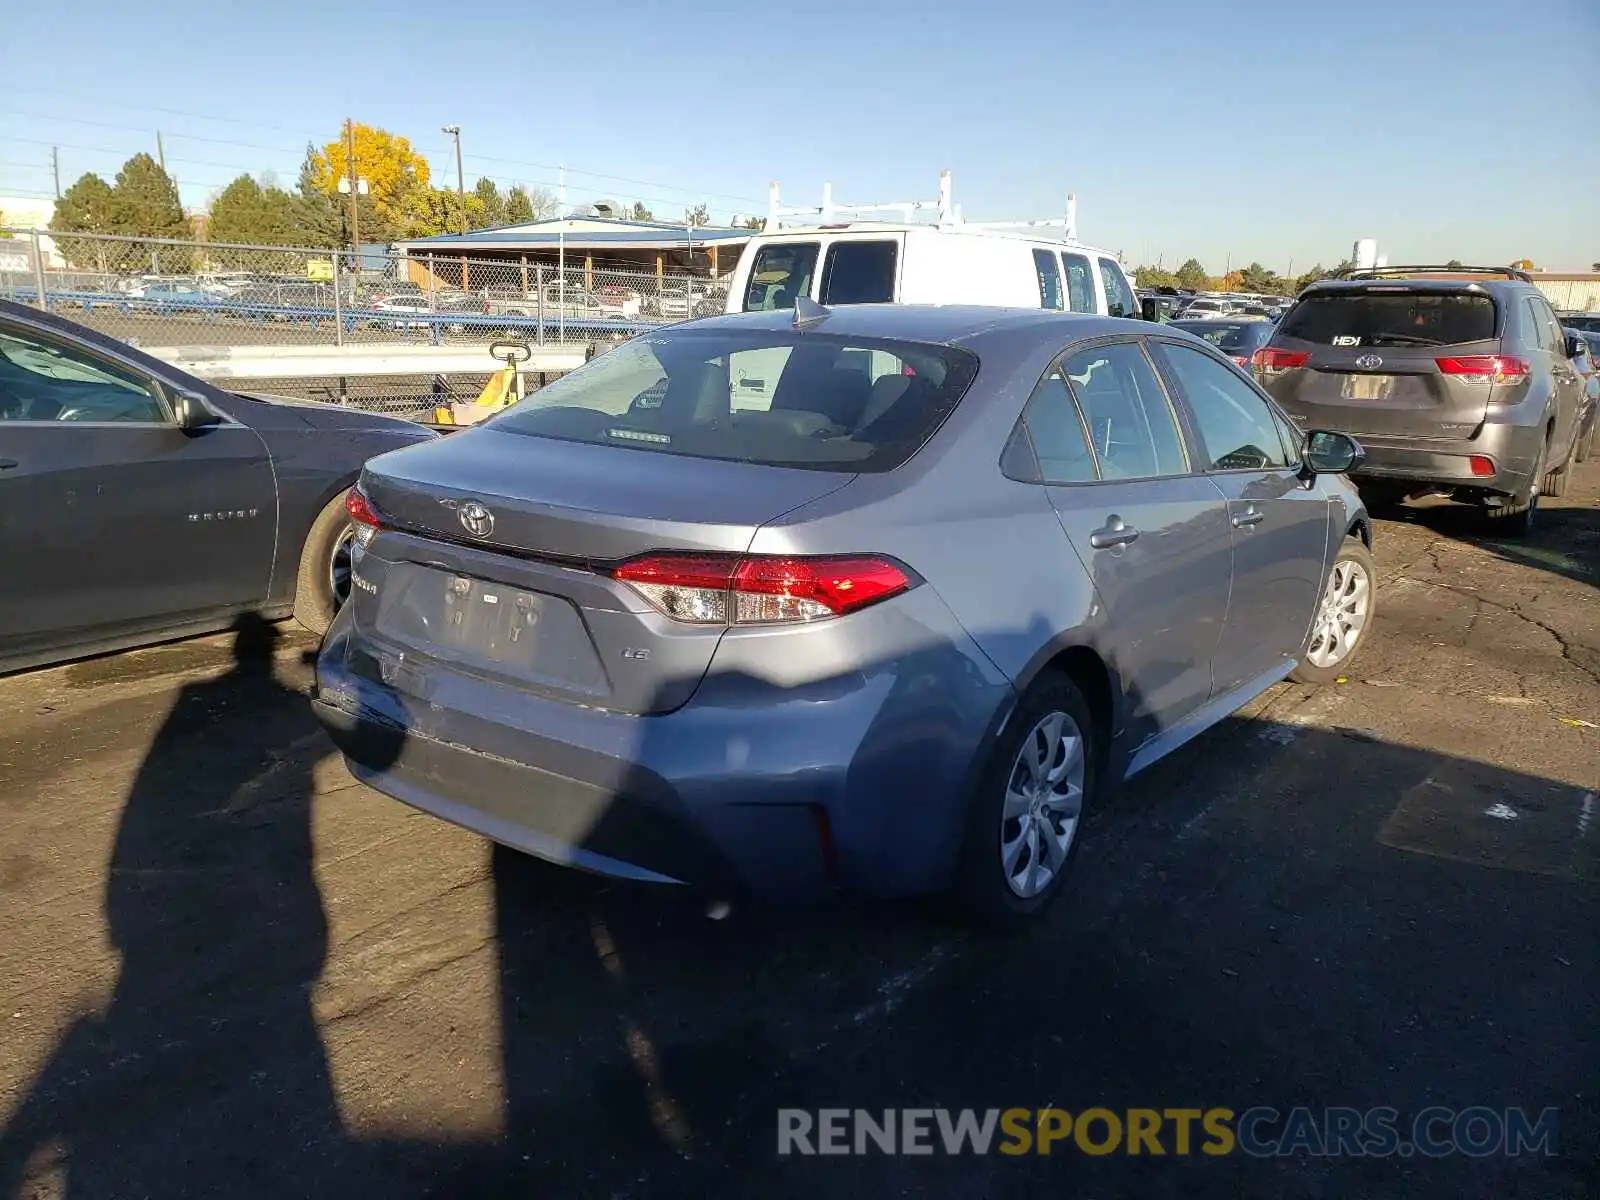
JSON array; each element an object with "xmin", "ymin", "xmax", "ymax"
[
  {"xmin": 30, "ymin": 230, "xmax": 47, "ymax": 311},
  {"xmin": 331, "ymin": 250, "xmax": 345, "ymax": 347}
]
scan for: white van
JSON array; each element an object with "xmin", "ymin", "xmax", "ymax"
[{"xmin": 722, "ymin": 175, "xmax": 1141, "ymax": 322}]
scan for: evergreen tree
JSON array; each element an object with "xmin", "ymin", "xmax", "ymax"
[
  {"xmin": 49, "ymin": 173, "xmax": 118, "ymax": 270},
  {"xmin": 471, "ymin": 177, "xmax": 505, "ymax": 229}
]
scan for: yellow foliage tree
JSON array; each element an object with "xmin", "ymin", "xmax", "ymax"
[{"xmin": 312, "ymin": 123, "xmax": 431, "ymax": 236}]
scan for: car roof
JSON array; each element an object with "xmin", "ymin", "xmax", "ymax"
[
  {"xmin": 676, "ymin": 303, "xmax": 1139, "ymax": 349},
  {"xmin": 1299, "ymin": 277, "xmax": 1531, "ymax": 298}
]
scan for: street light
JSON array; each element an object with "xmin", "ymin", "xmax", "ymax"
[{"xmin": 441, "ymin": 126, "xmax": 464, "ymax": 195}]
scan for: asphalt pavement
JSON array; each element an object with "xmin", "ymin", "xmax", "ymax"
[{"xmin": 1, "ymin": 465, "xmax": 1596, "ymax": 1199}]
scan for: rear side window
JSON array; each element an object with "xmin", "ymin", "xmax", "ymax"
[
  {"xmin": 1061, "ymin": 253, "xmax": 1096, "ymax": 313},
  {"xmin": 1018, "ymin": 367, "xmax": 1096, "ymax": 483},
  {"xmin": 819, "ymin": 240, "xmax": 898, "ymax": 305},
  {"xmin": 1062, "ymin": 342, "xmax": 1188, "ymax": 479},
  {"xmin": 491, "ymin": 328, "xmax": 977, "ymax": 474},
  {"xmin": 1033, "ymin": 249, "xmax": 1064, "ymax": 311},
  {"xmin": 1278, "ymin": 292, "xmax": 1496, "ymax": 347},
  {"xmin": 742, "ymin": 242, "xmax": 819, "ymax": 311},
  {"xmin": 1098, "ymin": 258, "xmax": 1137, "ymax": 319}
]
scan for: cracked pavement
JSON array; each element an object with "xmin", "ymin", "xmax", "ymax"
[{"xmin": 0, "ymin": 464, "xmax": 1596, "ymax": 1199}]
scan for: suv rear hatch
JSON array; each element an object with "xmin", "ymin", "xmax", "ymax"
[{"xmin": 1257, "ymin": 286, "xmax": 1517, "ymax": 439}]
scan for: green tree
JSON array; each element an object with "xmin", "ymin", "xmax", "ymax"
[
  {"xmin": 743, "ymin": 216, "xmax": 764, "ymax": 230},
  {"xmin": 1132, "ymin": 265, "xmax": 1176, "ymax": 289},
  {"xmin": 1445, "ymin": 259, "xmax": 1465, "ymax": 270},
  {"xmin": 208, "ymin": 175, "xmax": 299, "ymax": 246},
  {"xmin": 111, "ymin": 153, "xmax": 188, "ymax": 235},
  {"xmin": 1174, "ymin": 258, "xmax": 1208, "ymax": 291},
  {"xmin": 401, "ymin": 187, "xmax": 486, "ymax": 238},
  {"xmin": 472, "ymin": 177, "xmax": 505, "ymax": 229},
  {"xmin": 291, "ymin": 144, "xmax": 343, "ymax": 247},
  {"xmin": 1237, "ymin": 261, "xmax": 1282, "ymax": 294},
  {"xmin": 50, "ymin": 173, "xmax": 119, "ymax": 270},
  {"xmin": 503, "ymin": 186, "xmax": 535, "ymax": 224},
  {"xmin": 630, "ymin": 201, "xmax": 654, "ymax": 221},
  {"xmin": 685, "ymin": 202, "xmax": 710, "ymax": 227}
]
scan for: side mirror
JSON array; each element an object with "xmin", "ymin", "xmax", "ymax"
[
  {"xmin": 1565, "ymin": 333, "xmax": 1588, "ymax": 360},
  {"xmin": 1301, "ymin": 429, "xmax": 1364, "ymax": 477},
  {"xmin": 1140, "ymin": 297, "xmax": 1161, "ymax": 322},
  {"xmin": 169, "ymin": 387, "xmax": 222, "ymax": 431}
]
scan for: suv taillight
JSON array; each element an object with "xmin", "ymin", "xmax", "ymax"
[
  {"xmin": 613, "ymin": 553, "xmax": 913, "ymax": 625},
  {"xmin": 1252, "ymin": 348, "xmax": 1310, "ymax": 374},
  {"xmin": 1435, "ymin": 355, "xmax": 1531, "ymax": 384}
]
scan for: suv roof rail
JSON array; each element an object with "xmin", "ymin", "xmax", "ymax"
[
  {"xmin": 762, "ymin": 171, "xmax": 1082, "ymax": 241},
  {"xmin": 1336, "ymin": 264, "xmax": 1534, "ymax": 283}
]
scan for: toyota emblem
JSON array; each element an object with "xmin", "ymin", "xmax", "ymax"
[
  {"xmin": 1354, "ymin": 354, "xmax": 1384, "ymax": 370},
  {"xmin": 457, "ymin": 500, "xmax": 495, "ymax": 538}
]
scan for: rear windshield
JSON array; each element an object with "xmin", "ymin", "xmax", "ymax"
[
  {"xmin": 488, "ymin": 328, "xmax": 978, "ymax": 473},
  {"xmin": 1172, "ymin": 321, "xmax": 1258, "ymax": 352},
  {"xmin": 1279, "ymin": 292, "xmax": 1497, "ymax": 347}
]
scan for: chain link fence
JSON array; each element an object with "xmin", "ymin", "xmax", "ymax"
[{"xmin": 1, "ymin": 228, "xmax": 727, "ymax": 409}]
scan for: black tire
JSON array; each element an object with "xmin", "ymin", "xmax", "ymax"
[
  {"xmin": 949, "ymin": 674, "xmax": 1098, "ymax": 929},
  {"xmin": 1542, "ymin": 445, "xmax": 1570, "ymax": 499},
  {"xmin": 293, "ymin": 491, "xmax": 357, "ymax": 636},
  {"xmin": 1291, "ymin": 536, "xmax": 1377, "ymax": 685}
]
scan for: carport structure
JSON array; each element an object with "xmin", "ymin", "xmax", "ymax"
[{"xmin": 391, "ymin": 214, "xmax": 756, "ymax": 293}]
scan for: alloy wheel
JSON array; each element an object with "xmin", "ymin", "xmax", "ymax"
[
  {"xmin": 1000, "ymin": 710, "xmax": 1086, "ymax": 898},
  {"xmin": 1306, "ymin": 558, "xmax": 1371, "ymax": 669}
]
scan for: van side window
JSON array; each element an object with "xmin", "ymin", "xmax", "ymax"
[
  {"xmin": 1033, "ymin": 249, "xmax": 1064, "ymax": 311},
  {"xmin": 743, "ymin": 242, "xmax": 819, "ymax": 312},
  {"xmin": 819, "ymin": 241, "xmax": 898, "ymax": 305},
  {"xmin": 1098, "ymin": 258, "xmax": 1137, "ymax": 319},
  {"xmin": 1061, "ymin": 253, "xmax": 1096, "ymax": 314}
]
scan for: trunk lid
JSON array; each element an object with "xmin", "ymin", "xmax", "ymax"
[
  {"xmin": 349, "ymin": 427, "xmax": 854, "ymax": 715},
  {"xmin": 1261, "ymin": 287, "xmax": 1511, "ymax": 439}
]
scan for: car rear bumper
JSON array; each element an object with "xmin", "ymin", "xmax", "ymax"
[
  {"xmin": 1347, "ymin": 422, "xmax": 1545, "ymax": 495},
  {"xmin": 312, "ymin": 596, "xmax": 1013, "ymax": 902}
]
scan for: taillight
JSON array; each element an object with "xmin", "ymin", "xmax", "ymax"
[
  {"xmin": 1469, "ymin": 455, "xmax": 1496, "ymax": 477},
  {"xmin": 1232, "ymin": 355, "xmax": 1251, "ymax": 367},
  {"xmin": 345, "ymin": 486, "xmax": 381, "ymax": 547},
  {"xmin": 1252, "ymin": 348, "xmax": 1310, "ymax": 374},
  {"xmin": 612, "ymin": 553, "xmax": 913, "ymax": 625},
  {"xmin": 1435, "ymin": 355, "xmax": 1531, "ymax": 385}
]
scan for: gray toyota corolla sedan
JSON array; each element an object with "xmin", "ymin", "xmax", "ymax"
[
  {"xmin": 314, "ymin": 303, "xmax": 1375, "ymax": 924},
  {"xmin": 0, "ymin": 299, "xmax": 435, "ymax": 674}
]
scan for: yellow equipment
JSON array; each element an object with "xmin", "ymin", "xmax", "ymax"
[{"xmin": 432, "ymin": 340, "xmax": 532, "ymax": 427}]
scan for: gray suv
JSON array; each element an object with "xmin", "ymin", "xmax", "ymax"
[{"xmin": 1254, "ymin": 266, "xmax": 1588, "ymax": 534}]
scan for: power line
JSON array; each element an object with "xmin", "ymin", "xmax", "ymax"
[{"xmin": 3, "ymin": 86, "xmax": 313, "ymax": 137}]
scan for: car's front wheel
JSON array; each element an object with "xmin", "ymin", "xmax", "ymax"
[
  {"xmin": 293, "ymin": 491, "xmax": 357, "ymax": 636},
  {"xmin": 951, "ymin": 674, "xmax": 1097, "ymax": 928},
  {"xmin": 1292, "ymin": 536, "xmax": 1376, "ymax": 684}
]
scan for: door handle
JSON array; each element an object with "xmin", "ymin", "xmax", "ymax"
[
  {"xmin": 1232, "ymin": 505, "xmax": 1265, "ymax": 528},
  {"xmin": 0, "ymin": 459, "xmax": 17, "ymax": 470},
  {"xmin": 1089, "ymin": 515, "xmax": 1140, "ymax": 549}
]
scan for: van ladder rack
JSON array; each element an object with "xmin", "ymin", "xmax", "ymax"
[{"xmin": 762, "ymin": 171, "xmax": 1080, "ymax": 241}]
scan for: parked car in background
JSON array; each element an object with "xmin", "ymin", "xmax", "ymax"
[
  {"xmin": 594, "ymin": 284, "xmax": 644, "ymax": 319},
  {"xmin": 0, "ymin": 298, "xmax": 435, "ymax": 674},
  {"xmin": 370, "ymin": 294, "xmax": 435, "ymax": 330},
  {"xmin": 315, "ymin": 303, "xmax": 1373, "ymax": 925},
  {"xmin": 1254, "ymin": 266, "xmax": 1587, "ymax": 534},
  {"xmin": 135, "ymin": 282, "xmax": 215, "ymax": 306},
  {"xmin": 1170, "ymin": 318, "xmax": 1278, "ymax": 367},
  {"xmin": 1564, "ymin": 326, "xmax": 1598, "ymax": 462},
  {"xmin": 1177, "ymin": 297, "xmax": 1232, "ymax": 319},
  {"xmin": 650, "ymin": 280, "xmax": 719, "ymax": 319},
  {"xmin": 1557, "ymin": 311, "xmax": 1600, "ymax": 336}
]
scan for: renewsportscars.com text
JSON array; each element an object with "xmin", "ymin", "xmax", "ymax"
[{"xmin": 777, "ymin": 1106, "xmax": 1559, "ymax": 1158}]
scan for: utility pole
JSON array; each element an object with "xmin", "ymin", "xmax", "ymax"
[
  {"xmin": 156, "ymin": 131, "xmax": 166, "ymax": 172},
  {"xmin": 442, "ymin": 126, "xmax": 464, "ymax": 194},
  {"xmin": 345, "ymin": 118, "xmax": 361, "ymax": 263},
  {"xmin": 51, "ymin": 147, "xmax": 60, "ymax": 199}
]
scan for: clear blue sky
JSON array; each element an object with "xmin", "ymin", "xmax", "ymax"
[{"xmin": 2, "ymin": 0, "xmax": 1596, "ymax": 271}]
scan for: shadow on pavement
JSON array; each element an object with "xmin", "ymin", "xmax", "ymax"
[
  {"xmin": 0, "ymin": 616, "xmax": 408, "ymax": 1198},
  {"xmin": 2, "ymin": 628, "xmax": 1595, "ymax": 1199}
]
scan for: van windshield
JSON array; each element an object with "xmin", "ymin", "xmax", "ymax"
[
  {"xmin": 742, "ymin": 243, "xmax": 818, "ymax": 312},
  {"xmin": 489, "ymin": 328, "xmax": 979, "ymax": 473}
]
